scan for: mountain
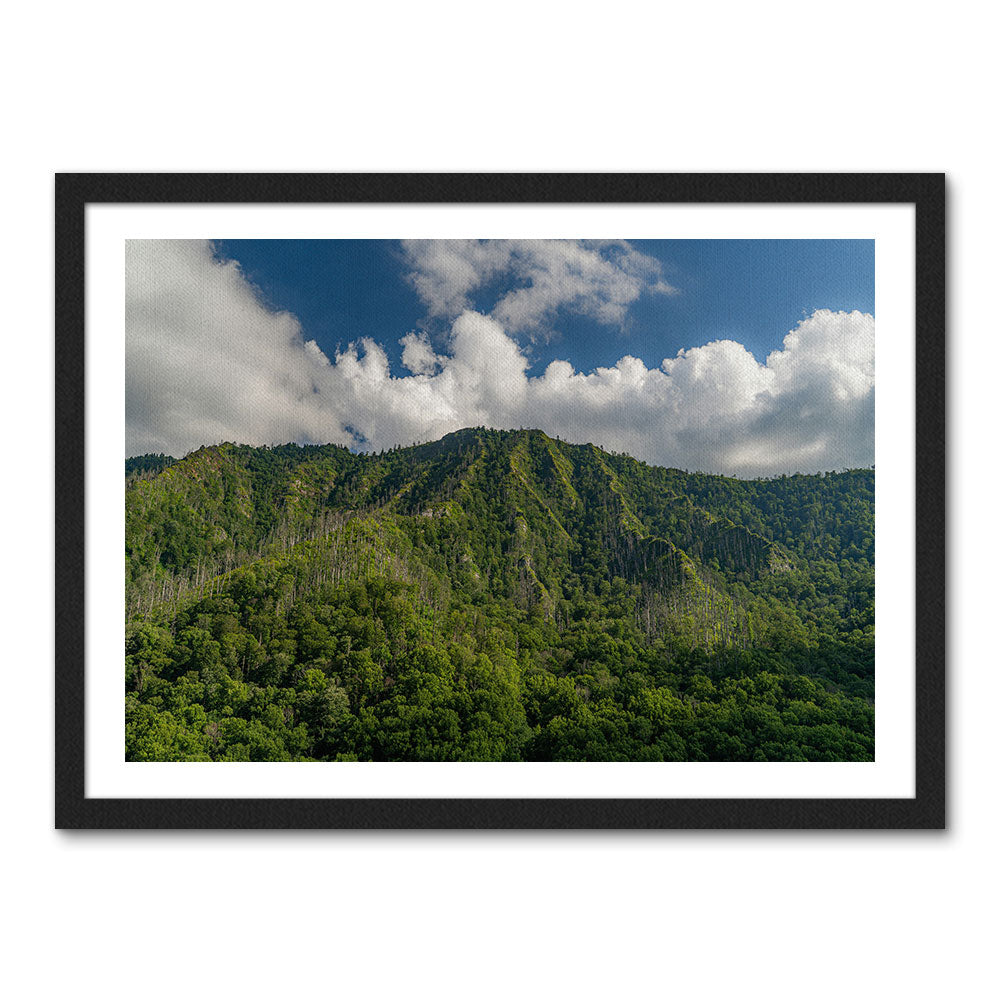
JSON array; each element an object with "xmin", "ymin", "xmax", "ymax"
[
  {"xmin": 125, "ymin": 452, "xmax": 175, "ymax": 484},
  {"xmin": 125, "ymin": 428, "xmax": 875, "ymax": 762}
]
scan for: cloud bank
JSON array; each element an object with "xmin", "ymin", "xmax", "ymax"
[{"xmin": 126, "ymin": 240, "xmax": 874, "ymax": 477}]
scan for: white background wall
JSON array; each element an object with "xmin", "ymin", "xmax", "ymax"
[{"xmin": 2, "ymin": 3, "xmax": 993, "ymax": 997}]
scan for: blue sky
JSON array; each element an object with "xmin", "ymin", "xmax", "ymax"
[
  {"xmin": 213, "ymin": 239, "xmax": 874, "ymax": 376},
  {"xmin": 127, "ymin": 238, "xmax": 875, "ymax": 476}
]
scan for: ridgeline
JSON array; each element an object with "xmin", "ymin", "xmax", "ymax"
[{"xmin": 125, "ymin": 428, "xmax": 875, "ymax": 761}]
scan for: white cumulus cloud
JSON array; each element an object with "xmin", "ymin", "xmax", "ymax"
[
  {"xmin": 126, "ymin": 240, "xmax": 874, "ymax": 477},
  {"xmin": 399, "ymin": 331, "xmax": 442, "ymax": 376},
  {"xmin": 401, "ymin": 238, "xmax": 677, "ymax": 337}
]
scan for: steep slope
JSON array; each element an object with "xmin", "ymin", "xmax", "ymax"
[{"xmin": 125, "ymin": 429, "xmax": 875, "ymax": 762}]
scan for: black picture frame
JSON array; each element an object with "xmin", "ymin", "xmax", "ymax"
[{"xmin": 55, "ymin": 173, "xmax": 946, "ymax": 829}]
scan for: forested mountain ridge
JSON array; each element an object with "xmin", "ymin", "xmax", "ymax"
[
  {"xmin": 125, "ymin": 452, "xmax": 175, "ymax": 484},
  {"xmin": 125, "ymin": 429, "xmax": 875, "ymax": 762}
]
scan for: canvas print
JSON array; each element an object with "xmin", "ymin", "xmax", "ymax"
[{"xmin": 124, "ymin": 238, "xmax": 875, "ymax": 763}]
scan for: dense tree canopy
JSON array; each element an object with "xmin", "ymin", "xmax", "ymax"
[{"xmin": 125, "ymin": 429, "xmax": 874, "ymax": 761}]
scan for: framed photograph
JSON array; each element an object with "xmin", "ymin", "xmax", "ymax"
[{"xmin": 55, "ymin": 173, "xmax": 945, "ymax": 829}]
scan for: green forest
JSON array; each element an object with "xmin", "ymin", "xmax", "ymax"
[{"xmin": 125, "ymin": 428, "xmax": 874, "ymax": 762}]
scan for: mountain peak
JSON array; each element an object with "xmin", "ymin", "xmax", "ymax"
[{"xmin": 125, "ymin": 427, "xmax": 875, "ymax": 763}]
